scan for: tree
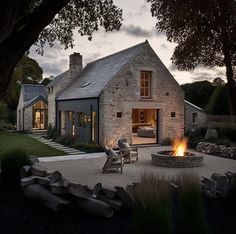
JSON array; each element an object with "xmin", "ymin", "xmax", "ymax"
[
  {"xmin": 5, "ymin": 54, "xmax": 43, "ymax": 111},
  {"xmin": 0, "ymin": 0, "xmax": 122, "ymax": 99},
  {"xmin": 147, "ymin": 0, "xmax": 236, "ymax": 115},
  {"xmin": 212, "ymin": 77, "xmax": 225, "ymax": 86},
  {"xmin": 41, "ymin": 77, "xmax": 51, "ymax": 86}
]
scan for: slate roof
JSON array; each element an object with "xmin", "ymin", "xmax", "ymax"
[
  {"xmin": 47, "ymin": 70, "xmax": 69, "ymax": 87},
  {"xmin": 21, "ymin": 84, "xmax": 47, "ymax": 107},
  {"xmin": 57, "ymin": 41, "xmax": 147, "ymax": 100},
  {"xmin": 184, "ymin": 100, "xmax": 204, "ymax": 112}
]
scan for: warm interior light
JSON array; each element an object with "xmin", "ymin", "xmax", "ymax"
[{"xmin": 172, "ymin": 138, "xmax": 188, "ymax": 157}]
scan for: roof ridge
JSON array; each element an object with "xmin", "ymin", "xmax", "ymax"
[
  {"xmin": 88, "ymin": 41, "xmax": 147, "ymax": 65},
  {"xmin": 21, "ymin": 83, "xmax": 44, "ymax": 87}
]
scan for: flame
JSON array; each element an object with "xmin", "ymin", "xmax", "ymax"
[{"xmin": 172, "ymin": 138, "xmax": 188, "ymax": 157}]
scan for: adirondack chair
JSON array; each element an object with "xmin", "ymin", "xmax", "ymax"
[
  {"xmin": 118, "ymin": 138, "xmax": 138, "ymax": 164},
  {"xmin": 102, "ymin": 146, "xmax": 124, "ymax": 173}
]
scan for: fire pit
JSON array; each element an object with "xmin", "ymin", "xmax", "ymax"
[{"xmin": 152, "ymin": 138, "xmax": 203, "ymax": 168}]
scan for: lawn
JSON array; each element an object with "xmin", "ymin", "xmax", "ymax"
[{"xmin": 0, "ymin": 130, "xmax": 66, "ymax": 158}]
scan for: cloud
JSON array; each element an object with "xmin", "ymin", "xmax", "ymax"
[
  {"xmin": 160, "ymin": 43, "xmax": 168, "ymax": 49},
  {"xmin": 121, "ymin": 25, "xmax": 151, "ymax": 37},
  {"xmin": 121, "ymin": 24, "xmax": 165, "ymax": 38}
]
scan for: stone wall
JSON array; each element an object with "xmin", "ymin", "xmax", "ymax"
[
  {"xmin": 23, "ymin": 106, "xmax": 32, "ymax": 132},
  {"xmin": 99, "ymin": 42, "xmax": 184, "ymax": 147},
  {"xmin": 185, "ymin": 102, "xmax": 208, "ymax": 132},
  {"xmin": 17, "ymin": 89, "xmax": 24, "ymax": 131},
  {"xmin": 48, "ymin": 71, "xmax": 72, "ymax": 127}
]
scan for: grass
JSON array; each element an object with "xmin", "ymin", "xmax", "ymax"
[
  {"xmin": 0, "ymin": 130, "xmax": 66, "ymax": 158},
  {"xmin": 132, "ymin": 172, "xmax": 171, "ymax": 234}
]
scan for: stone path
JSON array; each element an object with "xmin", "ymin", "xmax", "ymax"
[{"xmin": 28, "ymin": 134, "xmax": 85, "ymax": 155}]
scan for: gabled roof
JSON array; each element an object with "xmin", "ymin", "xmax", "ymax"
[
  {"xmin": 24, "ymin": 95, "xmax": 48, "ymax": 108},
  {"xmin": 21, "ymin": 84, "xmax": 47, "ymax": 103},
  {"xmin": 57, "ymin": 41, "xmax": 147, "ymax": 100},
  {"xmin": 184, "ymin": 100, "xmax": 204, "ymax": 112},
  {"xmin": 47, "ymin": 70, "xmax": 69, "ymax": 87}
]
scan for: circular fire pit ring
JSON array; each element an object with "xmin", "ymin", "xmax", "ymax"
[{"xmin": 151, "ymin": 150, "xmax": 204, "ymax": 168}]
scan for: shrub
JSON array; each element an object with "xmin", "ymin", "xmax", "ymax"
[
  {"xmin": 55, "ymin": 134, "xmax": 78, "ymax": 146},
  {"xmin": 4, "ymin": 123, "xmax": 16, "ymax": 130},
  {"xmin": 46, "ymin": 124, "xmax": 59, "ymax": 140},
  {"xmin": 72, "ymin": 142, "xmax": 104, "ymax": 152},
  {"xmin": 1, "ymin": 149, "xmax": 32, "ymax": 187},
  {"xmin": 176, "ymin": 173, "xmax": 207, "ymax": 234},
  {"xmin": 132, "ymin": 172, "xmax": 171, "ymax": 234},
  {"xmin": 185, "ymin": 128, "xmax": 208, "ymax": 148}
]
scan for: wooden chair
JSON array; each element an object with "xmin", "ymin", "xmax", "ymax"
[
  {"xmin": 102, "ymin": 146, "xmax": 124, "ymax": 173},
  {"xmin": 118, "ymin": 138, "xmax": 138, "ymax": 164}
]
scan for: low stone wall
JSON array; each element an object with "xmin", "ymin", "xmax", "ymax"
[
  {"xmin": 151, "ymin": 152, "xmax": 204, "ymax": 168},
  {"xmin": 196, "ymin": 142, "xmax": 236, "ymax": 159}
]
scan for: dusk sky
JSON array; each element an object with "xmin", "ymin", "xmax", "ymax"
[{"xmin": 30, "ymin": 0, "xmax": 225, "ymax": 84}]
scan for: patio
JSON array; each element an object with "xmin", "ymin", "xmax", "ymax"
[{"xmin": 39, "ymin": 146, "xmax": 236, "ymax": 188}]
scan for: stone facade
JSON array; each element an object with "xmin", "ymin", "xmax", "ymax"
[
  {"xmin": 99, "ymin": 42, "xmax": 184, "ymax": 147},
  {"xmin": 47, "ymin": 53, "xmax": 83, "ymax": 127},
  {"xmin": 184, "ymin": 100, "xmax": 208, "ymax": 132},
  {"xmin": 17, "ymin": 89, "xmax": 24, "ymax": 131}
]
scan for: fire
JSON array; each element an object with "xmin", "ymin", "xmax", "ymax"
[{"xmin": 172, "ymin": 138, "xmax": 188, "ymax": 157}]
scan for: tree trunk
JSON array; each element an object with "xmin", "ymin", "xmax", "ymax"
[
  {"xmin": 0, "ymin": 0, "xmax": 70, "ymax": 100},
  {"xmin": 222, "ymin": 46, "xmax": 236, "ymax": 115}
]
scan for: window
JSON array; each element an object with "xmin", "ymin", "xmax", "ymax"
[
  {"xmin": 48, "ymin": 87, "xmax": 50, "ymax": 94},
  {"xmin": 171, "ymin": 112, "xmax": 176, "ymax": 117},
  {"xmin": 140, "ymin": 71, "xmax": 151, "ymax": 98},
  {"xmin": 192, "ymin": 113, "xmax": 198, "ymax": 123},
  {"xmin": 117, "ymin": 112, "xmax": 122, "ymax": 118}
]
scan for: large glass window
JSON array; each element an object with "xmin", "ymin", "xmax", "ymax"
[
  {"xmin": 32, "ymin": 101, "xmax": 48, "ymax": 130},
  {"xmin": 140, "ymin": 71, "xmax": 151, "ymax": 98}
]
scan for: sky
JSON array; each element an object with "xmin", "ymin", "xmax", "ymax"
[{"xmin": 30, "ymin": 0, "xmax": 225, "ymax": 85}]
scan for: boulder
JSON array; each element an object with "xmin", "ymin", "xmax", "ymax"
[
  {"xmin": 98, "ymin": 194, "xmax": 123, "ymax": 212},
  {"xmin": 48, "ymin": 171, "xmax": 62, "ymax": 183},
  {"xmin": 202, "ymin": 177, "xmax": 217, "ymax": 198},
  {"xmin": 20, "ymin": 165, "xmax": 31, "ymax": 178},
  {"xmin": 101, "ymin": 186, "xmax": 116, "ymax": 199}
]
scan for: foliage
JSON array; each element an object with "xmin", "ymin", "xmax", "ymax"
[
  {"xmin": 132, "ymin": 173, "xmax": 171, "ymax": 234},
  {"xmin": 181, "ymin": 81, "xmax": 214, "ymax": 109},
  {"xmin": 185, "ymin": 128, "xmax": 208, "ymax": 148},
  {"xmin": 41, "ymin": 78, "xmax": 51, "ymax": 86},
  {"xmin": 72, "ymin": 142, "xmax": 104, "ymax": 152},
  {"xmin": 0, "ymin": 149, "xmax": 32, "ymax": 187},
  {"xmin": 205, "ymin": 86, "xmax": 230, "ymax": 115},
  {"xmin": 46, "ymin": 124, "xmax": 59, "ymax": 140},
  {"xmin": 55, "ymin": 134, "xmax": 79, "ymax": 146},
  {"xmin": 0, "ymin": 1, "xmax": 123, "ymax": 97},
  {"xmin": 4, "ymin": 123, "xmax": 16, "ymax": 130},
  {"xmin": 147, "ymin": 0, "xmax": 236, "ymax": 114},
  {"xmin": 176, "ymin": 173, "xmax": 208, "ymax": 234}
]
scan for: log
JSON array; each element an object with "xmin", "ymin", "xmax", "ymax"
[
  {"xmin": 115, "ymin": 186, "xmax": 134, "ymax": 209},
  {"xmin": 21, "ymin": 176, "xmax": 37, "ymax": 187},
  {"xmin": 48, "ymin": 171, "xmax": 62, "ymax": 183},
  {"xmin": 98, "ymin": 194, "xmax": 123, "ymax": 212},
  {"xmin": 68, "ymin": 183, "xmax": 92, "ymax": 199},
  {"xmin": 31, "ymin": 165, "xmax": 47, "ymax": 177},
  {"xmin": 75, "ymin": 197, "xmax": 113, "ymax": 218},
  {"xmin": 101, "ymin": 186, "xmax": 116, "ymax": 199},
  {"xmin": 24, "ymin": 184, "xmax": 70, "ymax": 212}
]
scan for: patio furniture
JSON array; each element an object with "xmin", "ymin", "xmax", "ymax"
[
  {"xmin": 102, "ymin": 146, "xmax": 124, "ymax": 173},
  {"xmin": 137, "ymin": 127, "xmax": 156, "ymax": 138},
  {"xmin": 118, "ymin": 138, "xmax": 138, "ymax": 164}
]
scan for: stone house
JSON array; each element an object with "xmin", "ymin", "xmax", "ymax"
[
  {"xmin": 184, "ymin": 100, "xmax": 208, "ymax": 132},
  {"xmin": 55, "ymin": 40, "xmax": 185, "ymax": 147},
  {"xmin": 17, "ymin": 84, "xmax": 48, "ymax": 132},
  {"xmin": 47, "ymin": 53, "xmax": 83, "ymax": 127}
]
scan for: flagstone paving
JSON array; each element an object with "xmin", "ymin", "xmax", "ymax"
[
  {"xmin": 39, "ymin": 146, "xmax": 236, "ymax": 188},
  {"xmin": 29, "ymin": 134, "xmax": 85, "ymax": 155}
]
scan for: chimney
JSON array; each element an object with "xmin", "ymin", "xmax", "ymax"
[{"xmin": 69, "ymin": 53, "xmax": 83, "ymax": 78}]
